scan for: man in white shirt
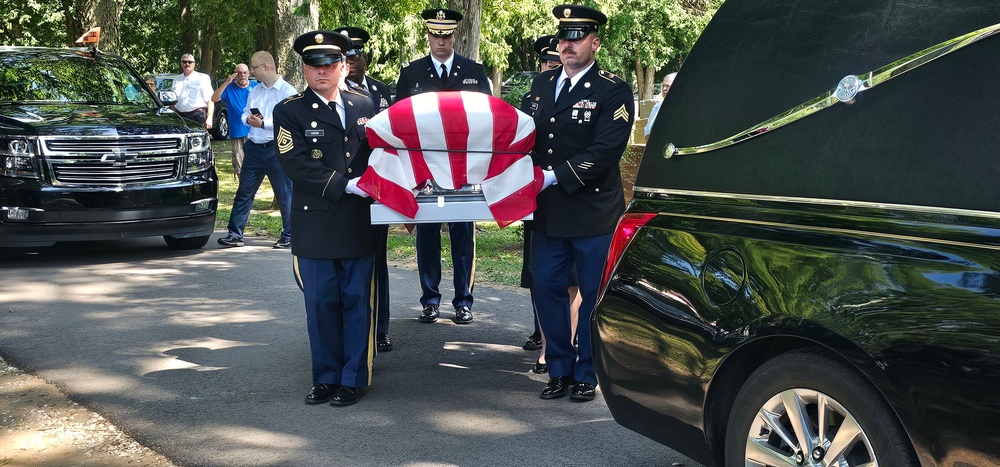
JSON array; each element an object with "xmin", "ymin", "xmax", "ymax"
[
  {"xmin": 170, "ymin": 53, "xmax": 214, "ymax": 130},
  {"xmin": 644, "ymin": 72, "xmax": 676, "ymax": 141},
  {"xmin": 217, "ymin": 51, "xmax": 298, "ymax": 249}
]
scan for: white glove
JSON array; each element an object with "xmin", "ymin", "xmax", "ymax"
[
  {"xmin": 541, "ymin": 169, "xmax": 558, "ymax": 190},
  {"xmin": 345, "ymin": 178, "xmax": 369, "ymax": 198}
]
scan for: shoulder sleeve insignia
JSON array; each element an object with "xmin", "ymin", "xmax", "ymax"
[
  {"xmin": 276, "ymin": 127, "xmax": 294, "ymax": 154},
  {"xmin": 613, "ymin": 104, "xmax": 630, "ymax": 122}
]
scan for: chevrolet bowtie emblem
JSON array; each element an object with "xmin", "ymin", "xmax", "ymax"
[
  {"xmin": 314, "ymin": 34, "xmax": 324, "ymax": 43},
  {"xmin": 614, "ymin": 104, "xmax": 630, "ymax": 122},
  {"xmin": 437, "ymin": 10, "xmax": 445, "ymax": 20}
]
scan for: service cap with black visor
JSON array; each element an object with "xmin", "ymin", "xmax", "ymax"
[
  {"xmin": 553, "ymin": 4, "xmax": 607, "ymax": 40},
  {"xmin": 292, "ymin": 30, "xmax": 353, "ymax": 66}
]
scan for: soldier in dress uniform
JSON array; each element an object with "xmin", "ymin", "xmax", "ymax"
[
  {"xmin": 273, "ymin": 30, "xmax": 377, "ymax": 407},
  {"xmin": 395, "ymin": 8, "xmax": 491, "ymax": 326},
  {"xmin": 525, "ymin": 4, "xmax": 635, "ymax": 402},
  {"xmin": 334, "ymin": 26, "xmax": 395, "ymax": 354}
]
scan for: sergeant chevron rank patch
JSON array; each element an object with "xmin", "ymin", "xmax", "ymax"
[
  {"xmin": 277, "ymin": 127, "xmax": 293, "ymax": 154},
  {"xmin": 614, "ymin": 104, "xmax": 630, "ymax": 122}
]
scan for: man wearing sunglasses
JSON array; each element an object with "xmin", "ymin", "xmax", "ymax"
[{"xmin": 171, "ymin": 54, "xmax": 214, "ymax": 130}]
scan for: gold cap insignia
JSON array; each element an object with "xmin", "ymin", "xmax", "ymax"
[
  {"xmin": 311, "ymin": 149, "xmax": 323, "ymax": 159},
  {"xmin": 314, "ymin": 34, "xmax": 324, "ymax": 44},
  {"xmin": 563, "ymin": 8, "xmax": 572, "ymax": 18},
  {"xmin": 276, "ymin": 127, "xmax": 293, "ymax": 154},
  {"xmin": 437, "ymin": 10, "xmax": 446, "ymax": 20}
]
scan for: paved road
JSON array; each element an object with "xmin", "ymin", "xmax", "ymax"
[{"xmin": 0, "ymin": 233, "xmax": 700, "ymax": 467}]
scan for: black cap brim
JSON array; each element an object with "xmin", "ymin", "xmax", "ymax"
[
  {"xmin": 555, "ymin": 28, "xmax": 593, "ymax": 40},
  {"xmin": 303, "ymin": 54, "xmax": 343, "ymax": 66},
  {"xmin": 540, "ymin": 52, "xmax": 560, "ymax": 62}
]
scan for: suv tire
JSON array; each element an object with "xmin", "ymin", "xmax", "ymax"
[
  {"xmin": 211, "ymin": 108, "xmax": 229, "ymax": 140},
  {"xmin": 163, "ymin": 234, "xmax": 210, "ymax": 250}
]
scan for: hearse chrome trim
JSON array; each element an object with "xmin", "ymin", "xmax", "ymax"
[
  {"xmin": 663, "ymin": 22, "xmax": 1000, "ymax": 159},
  {"xmin": 632, "ymin": 187, "xmax": 1000, "ymax": 220}
]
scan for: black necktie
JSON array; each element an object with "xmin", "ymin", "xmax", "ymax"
[
  {"xmin": 557, "ymin": 79, "xmax": 571, "ymax": 104},
  {"xmin": 328, "ymin": 101, "xmax": 342, "ymax": 127},
  {"xmin": 440, "ymin": 63, "xmax": 448, "ymax": 86}
]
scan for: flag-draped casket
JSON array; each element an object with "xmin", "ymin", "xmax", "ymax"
[{"xmin": 358, "ymin": 91, "xmax": 542, "ymax": 227}]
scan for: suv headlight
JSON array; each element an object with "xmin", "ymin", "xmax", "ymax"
[
  {"xmin": 0, "ymin": 138, "xmax": 40, "ymax": 179},
  {"xmin": 185, "ymin": 133, "xmax": 213, "ymax": 174}
]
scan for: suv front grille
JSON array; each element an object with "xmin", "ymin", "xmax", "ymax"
[
  {"xmin": 39, "ymin": 136, "xmax": 185, "ymax": 186},
  {"xmin": 51, "ymin": 159, "xmax": 180, "ymax": 184},
  {"xmin": 45, "ymin": 138, "xmax": 181, "ymax": 153}
]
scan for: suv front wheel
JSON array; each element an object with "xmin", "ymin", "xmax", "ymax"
[{"xmin": 164, "ymin": 235, "xmax": 210, "ymax": 250}]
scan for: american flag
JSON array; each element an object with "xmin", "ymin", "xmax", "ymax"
[{"xmin": 357, "ymin": 91, "xmax": 542, "ymax": 227}]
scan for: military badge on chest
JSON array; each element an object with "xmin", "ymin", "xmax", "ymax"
[{"xmin": 311, "ymin": 149, "xmax": 323, "ymax": 159}]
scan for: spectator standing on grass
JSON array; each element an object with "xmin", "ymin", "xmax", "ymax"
[
  {"xmin": 212, "ymin": 63, "xmax": 257, "ymax": 179},
  {"xmin": 643, "ymin": 72, "xmax": 676, "ymax": 141},
  {"xmin": 171, "ymin": 53, "xmax": 214, "ymax": 130},
  {"xmin": 217, "ymin": 51, "xmax": 296, "ymax": 249}
]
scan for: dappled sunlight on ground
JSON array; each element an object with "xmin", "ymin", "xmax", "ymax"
[
  {"xmin": 427, "ymin": 409, "xmax": 533, "ymax": 436},
  {"xmin": 165, "ymin": 310, "xmax": 275, "ymax": 327}
]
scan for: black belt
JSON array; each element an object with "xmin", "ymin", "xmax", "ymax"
[{"xmin": 248, "ymin": 141, "xmax": 274, "ymax": 148}]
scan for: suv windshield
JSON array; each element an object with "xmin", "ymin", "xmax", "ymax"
[{"xmin": 0, "ymin": 49, "xmax": 156, "ymax": 106}]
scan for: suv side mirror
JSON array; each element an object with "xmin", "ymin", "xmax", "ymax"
[{"xmin": 158, "ymin": 90, "xmax": 178, "ymax": 106}]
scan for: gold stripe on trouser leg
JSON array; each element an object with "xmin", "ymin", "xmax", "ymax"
[
  {"xmin": 366, "ymin": 264, "xmax": 375, "ymax": 384},
  {"xmin": 292, "ymin": 255, "xmax": 303, "ymax": 291},
  {"xmin": 468, "ymin": 226, "xmax": 476, "ymax": 291}
]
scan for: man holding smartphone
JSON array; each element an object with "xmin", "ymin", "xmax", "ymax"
[{"xmin": 217, "ymin": 51, "xmax": 298, "ymax": 249}]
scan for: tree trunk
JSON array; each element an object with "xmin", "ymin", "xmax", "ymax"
[
  {"xmin": 634, "ymin": 57, "xmax": 655, "ymax": 100},
  {"xmin": 448, "ymin": 0, "xmax": 482, "ymax": 61},
  {"xmin": 71, "ymin": 0, "xmax": 124, "ymax": 53},
  {"xmin": 488, "ymin": 66, "xmax": 502, "ymax": 96},
  {"xmin": 200, "ymin": 25, "xmax": 217, "ymax": 78},
  {"xmin": 274, "ymin": 0, "xmax": 318, "ymax": 90},
  {"xmin": 256, "ymin": 1, "xmax": 278, "ymax": 56},
  {"xmin": 60, "ymin": 0, "xmax": 81, "ymax": 46},
  {"xmin": 179, "ymin": 0, "xmax": 194, "ymax": 60}
]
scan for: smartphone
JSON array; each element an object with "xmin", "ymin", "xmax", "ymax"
[{"xmin": 250, "ymin": 108, "xmax": 262, "ymax": 117}]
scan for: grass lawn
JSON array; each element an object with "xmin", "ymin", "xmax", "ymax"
[{"xmin": 211, "ymin": 140, "xmax": 526, "ymax": 287}]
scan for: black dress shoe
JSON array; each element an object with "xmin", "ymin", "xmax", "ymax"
[
  {"xmin": 217, "ymin": 235, "xmax": 244, "ymax": 247},
  {"xmin": 531, "ymin": 360, "xmax": 548, "ymax": 374},
  {"xmin": 571, "ymin": 382, "xmax": 597, "ymax": 401},
  {"xmin": 452, "ymin": 306, "xmax": 473, "ymax": 324},
  {"xmin": 304, "ymin": 384, "xmax": 338, "ymax": 405},
  {"xmin": 273, "ymin": 237, "xmax": 291, "ymax": 249},
  {"xmin": 523, "ymin": 333, "xmax": 543, "ymax": 350},
  {"xmin": 418, "ymin": 304, "xmax": 439, "ymax": 323},
  {"xmin": 377, "ymin": 333, "xmax": 393, "ymax": 352},
  {"xmin": 540, "ymin": 376, "xmax": 574, "ymax": 399},
  {"xmin": 330, "ymin": 386, "xmax": 366, "ymax": 406}
]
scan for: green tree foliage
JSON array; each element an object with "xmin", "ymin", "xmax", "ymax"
[
  {"xmin": 1, "ymin": 0, "xmax": 70, "ymax": 47},
  {"xmin": 318, "ymin": 0, "xmax": 425, "ymax": 84},
  {"xmin": 597, "ymin": 0, "xmax": 721, "ymax": 98}
]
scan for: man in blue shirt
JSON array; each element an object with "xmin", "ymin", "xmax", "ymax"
[{"xmin": 211, "ymin": 63, "xmax": 257, "ymax": 179}]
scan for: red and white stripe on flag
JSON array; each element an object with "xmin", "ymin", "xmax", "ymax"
[{"xmin": 358, "ymin": 91, "xmax": 542, "ymax": 227}]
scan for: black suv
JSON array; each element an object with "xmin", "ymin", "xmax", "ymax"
[
  {"xmin": 592, "ymin": 0, "xmax": 1000, "ymax": 466},
  {"xmin": 0, "ymin": 47, "xmax": 218, "ymax": 255}
]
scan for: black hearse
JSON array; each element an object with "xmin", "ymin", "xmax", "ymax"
[
  {"xmin": 0, "ymin": 46, "xmax": 217, "ymax": 256},
  {"xmin": 592, "ymin": 0, "xmax": 1000, "ymax": 466}
]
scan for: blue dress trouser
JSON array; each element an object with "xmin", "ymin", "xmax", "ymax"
[
  {"xmin": 293, "ymin": 254, "xmax": 375, "ymax": 388},
  {"xmin": 531, "ymin": 231, "xmax": 612, "ymax": 385},
  {"xmin": 226, "ymin": 140, "xmax": 293, "ymax": 241},
  {"xmin": 373, "ymin": 224, "xmax": 390, "ymax": 336},
  {"xmin": 416, "ymin": 222, "xmax": 475, "ymax": 309}
]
